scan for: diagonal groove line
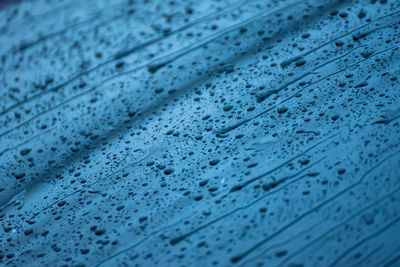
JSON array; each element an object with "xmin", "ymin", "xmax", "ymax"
[
  {"xmin": 0, "ymin": 1, "xmax": 304, "ymax": 139},
  {"xmin": 11, "ymin": 15, "xmax": 101, "ymax": 52},
  {"xmin": 349, "ymin": 244, "xmax": 384, "ymax": 267},
  {"xmin": 327, "ymin": 216, "xmax": 400, "ymax": 267},
  {"xmin": 145, "ymin": 0, "xmax": 303, "ymax": 73},
  {"xmin": 0, "ymin": 0, "xmax": 260, "ymax": 116},
  {"xmin": 24, "ymin": 145, "xmax": 159, "ymax": 221},
  {"xmin": 255, "ymin": 44, "xmax": 365, "ymax": 103},
  {"xmin": 0, "ymin": 1, "xmax": 126, "ymax": 36},
  {"xmin": 216, "ymin": 45, "xmax": 399, "ymax": 135},
  {"xmin": 1, "ymin": 1, "xmax": 131, "ymax": 55},
  {"xmin": 2, "ymin": 0, "xmax": 166, "ymax": 52},
  {"xmin": 374, "ymin": 112, "xmax": 400, "ymax": 125},
  {"xmin": 226, "ymin": 132, "xmax": 338, "ymax": 194},
  {"xmin": 228, "ymin": 150, "xmax": 400, "ymax": 263},
  {"xmin": 382, "ymin": 246, "xmax": 400, "ymax": 266},
  {"xmin": 239, "ymin": 220, "xmax": 323, "ymax": 267},
  {"xmin": 382, "ymin": 250, "xmax": 400, "ymax": 267},
  {"xmin": 0, "ymin": 3, "xmax": 73, "ymax": 35},
  {"xmin": 0, "ymin": 125, "xmax": 57, "ymax": 157},
  {"xmin": 280, "ymin": 10, "xmax": 400, "ymax": 67},
  {"xmin": 278, "ymin": 185, "xmax": 400, "ymax": 267},
  {"xmin": 169, "ymin": 156, "xmax": 327, "ymax": 246},
  {"xmin": 112, "ymin": 0, "xmax": 259, "ymax": 60},
  {"xmin": 94, "ymin": 214, "xmax": 193, "ymax": 267}
]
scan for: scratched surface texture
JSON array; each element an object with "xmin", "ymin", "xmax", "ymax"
[{"xmin": 0, "ymin": 0, "xmax": 400, "ymax": 266}]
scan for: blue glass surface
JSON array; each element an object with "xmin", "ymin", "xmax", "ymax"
[{"xmin": 0, "ymin": 0, "xmax": 399, "ymax": 266}]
